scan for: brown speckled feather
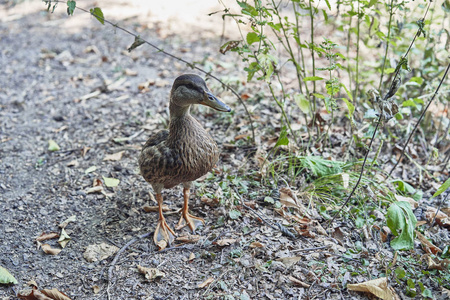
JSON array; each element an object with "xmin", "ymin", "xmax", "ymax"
[{"xmin": 139, "ymin": 114, "xmax": 219, "ymax": 189}]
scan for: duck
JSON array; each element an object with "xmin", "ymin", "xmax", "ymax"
[{"xmin": 139, "ymin": 74, "xmax": 231, "ymax": 249}]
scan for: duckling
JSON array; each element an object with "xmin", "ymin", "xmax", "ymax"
[{"xmin": 139, "ymin": 74, "xmax": 230, "ymax": 249}]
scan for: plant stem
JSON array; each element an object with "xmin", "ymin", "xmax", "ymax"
[
  {"xmin": 387, "ymin": 62, "xmax": 450, "ymax": 178},
  {"xmin": 378, "ymin": 0, "xmax": 395, "ymax": 90}
]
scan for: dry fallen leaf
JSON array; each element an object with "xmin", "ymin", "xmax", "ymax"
[
  {"xmin": 197, "ymin": 277, "xmax": 214, "ymax": 289},
  {"xmin": 249, "ymin": 241, "xmax": 264, "ymax": 248},
  {"xmin": 92, "ymin": 285, "xmax": 100, "ymax": 294},
  {"xmin": 83, "ymin": 243, "xmax": 119, "ymax": 262},
  {"xmin": 277, "ymin": 256, "xmax": 303, "ymax": 268},
  {"xmin": 395, "ymin": 195, "xmax": 418, "ymax": 209},
  {"xmin": 58, "ymin": 229, "xmax": 71, "ymax": 248},
  {"xmin": 189, "ymin": 252, "xmax": 196, "ymax": 261},
  {"xmin": 41, "ymin": 244, "xmax": 62, "ymax": 256},
  {"xmin": 176, "ymin": 235, "xmax": 201, "ymax": 244},
  {"xmin": 36, "ymin": 232, "xmax": 59, "ymax": 242},
  {"xmin": 41, "ymin": 288, "xmax": 72, "ymax": 300},
  {"xmin": 142, "ymin": 204, "xmax": 170, "ymax": 213},
  {"xmin": 103, "ymin": 151, "xmax": 124, "ymax": 161},
  {"xmin": 214, "ymin": 238, "xmax": 237, "ymax": 247},
  {"xmin": 425, "ymin": 206, "xmax": 449, "ymax": 227},
  {"xmin": 415, "ymin": 230, "xmax": 442, "ymax": 255},
  {"xmin": 289, "ymin": 276, "xmax": 310, "ymax": 288},
  {"xmin": 59, "ymin": 215, "xmax": 76, "ymax": 229},
  {"xmin": 137, "ymin": 265, "xmax": 165, "ymax": 281},
  {"xmin": 424, "ymin": 255, "xmax": 449, "ymax": 271},
  {"xmin": 347, "ymin": 277, "xmax": 399, "ymax": 300}
]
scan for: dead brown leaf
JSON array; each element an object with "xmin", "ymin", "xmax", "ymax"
[
  {"xmin": 197, "ymin": 277, "xmax": 214, "ymax": 289},
  {"xmin": 92, "ymin": 285, "xmax": 100, "ymax": 294},
  {"xmin": 214, "ymin": 238, "xmax": 237, "ymax": 247},
  {"xmin": 41, "ymin": 244, "xmax": 62, "ymax": 255},
  {"xmin": 189, "ymin": 252, "xmax": 196, "ymax": 261},
  {"xmin": 200, "ymin": 195, "xmax": 220, "ymax": 207},
  {"xmin": 36, "ymin": 232, "xmax": 59, "ymax": 242},
  {"xmin": 83, "ymin": 243, "xmax": 119, "ymax": 262},
  {"xmin": 347, "ymin": 277, "xmax": 399, "ymax": 300},
  {"xmin": 41, "ymin": 288, "xmax": 72, "ymax": 300},
  {"xmin": 58, "ymin": 215, "xmax": 76, "ymax": 229},
  {"xmin": 103, "ymin": 151, "xmax": 124, "ymax": 161},
  {"xmin": 289, "ymin": 276, "xmax": 310, "ymax": 288},
  {"xmin": 18, "ymin": 288, "xmax": 54, "ymax": 300},
  {"xmin": 137, "ymin": 265, "xmax": 165, "ymax": 281},
  {"xmin": 249, "ymin": 241, "xmax": 264, "ymax": 248},
  {"xmin": 424, "ymin": 255, "xmax": 449, "ymax": 271},
  {"xmin": 415, "ymin": 230, "xmax": 442, "ymax": 254},
  {"xmin": 277, "ymin": 256, "xmax": 303, "ymax": 268},
  {"xmin": 142, "ymin": 204, "xmax": 170, "ymax": 213},
  {"xmin": 176, "ymin": 235, "xmax": 201, "ymax": 244},
  {"xmin": 425, "ymin": 206, "xmax": 449, "ymax": 227}
]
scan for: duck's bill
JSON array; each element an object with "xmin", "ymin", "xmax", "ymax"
[{"xmin": 202, "ymin": 91, "xmax": 231, "ymax": 112}]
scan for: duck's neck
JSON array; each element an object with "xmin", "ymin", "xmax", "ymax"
[{"xmin": 169, "ymin": 102, "xmax": 191, "ymax": 118}]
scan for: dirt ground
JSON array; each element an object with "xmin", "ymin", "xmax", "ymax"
[{"xmin": 0, "ymin": 1, "xmax": 449, "ymax": 300}]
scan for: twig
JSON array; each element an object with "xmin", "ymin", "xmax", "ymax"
[
  {"xmin": 233, "ymin": 187, "xmax": 297, "ymax": 239},
  {"xmin": 429, "ymin": 188, "xmax": 450, "ymax": 229},
  {"xmin": 327, "ymin": 114, "xmax": 383, "ymax": 228},
  {"xmin": 107, "ymin": 231, "xmax": 152, "ymax": 284},
  {"xmin": 44, "ymin": 0, "xmax": 256, "ymax": 143},
  {"xmin": 291, "ymin": 245, "xmax": 330, "ymax": 252},
  {"xmin": 387, "ymin": 62, "xmax": 450, "ymax": 178}
]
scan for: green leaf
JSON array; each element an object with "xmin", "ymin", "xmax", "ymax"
[
  {"xmin": 391, "ymin": 179, "xmax": 416, "ymax": 194},
  {"xmin": 368, "ymin": 0, "xmax": 378, "ymax": 7},
  {"xmin": 300, "ymin": 156, "xmax": 343, "ymax": 177},
  {"xmin": 228, "ymin": 209, "xmax": 241, "ymax": 220},
  {"xmin": 90, "ymin": 7, "xmax": 104, "ymax": 25},
  {"xmin": 257, "ymin": 53, "xmax": 277, "ymax": 82},
  {"xmin": 385, "ymin": 68, "xmax": 395, "ymax": 74},
  {"xmin": 395, "ymin": 267, "xmax": 406, "ymax": 279},
  {"xmin": 432, "ymin": 177, "xmax": 450, "ymax": 198},
  {"xmin": 237, "ymin": 1, "xmax": 258, "ymax": 16},
  {"xmin": 103, "ymin": 176, "xmax": 120, "ymax": 188},
  {"xmin": 409, "ymin": 77, "xmax": 424, "ymax": 85},
  {"xmin": 48, "ymin": 139, "xmax": 60, "ymax": 152},
  {"xmin": 402, "ymin": 99, "xmax": 417, "ymax": 107},
  {"xmin": 294, "ymin": 94, "xmax": 310, "ymax": 114},
  {"xmin": 342, "ymin": 97, "xmax": 355, "ymax": 116},
  {"xmin": 246, "ymin": 32, "xmax": 260, "ymax": 45},
  {"xmin": 0, "ymin": 266, "xmax": 18, "ymax": 284},
  {"xmin": 386, "ymin": 201, "xmax": 417, "ymax": 250},
  {"xmin": 275, "ymin": 128, "xmax": 289, "ymax": 147},
  {"xmin": 67, "ymin": 0, "xmax": 76, "ymax": 15},
  {"xmin": 303, "ymin": 76, "xmax": 324, "ymax": 81}
]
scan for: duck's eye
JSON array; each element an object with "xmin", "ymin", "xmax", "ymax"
[{"xmin": 185, "ymin": 84, "xmax": 194, "ymax": 90}]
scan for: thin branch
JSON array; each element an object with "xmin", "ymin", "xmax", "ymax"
[
  {"xmin": 388, "ymin": 62, "xmax": 450, "ymax": 178},
  {"xmin": 327, "ymin": 114, "xmax": 383, "ymax": 228}
]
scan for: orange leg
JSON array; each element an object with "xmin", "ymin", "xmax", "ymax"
[
  {"xmin": 176, "ymin": 188, "xmax": 205, "ymax": 232},
  {"xmin": 154, "ymin": 193, "xmax": 175, "ymax": 248}
]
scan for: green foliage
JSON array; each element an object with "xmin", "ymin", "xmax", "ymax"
[
  {"xmin": 431, "ymin": 177, "xmax": 450, "ymax": 198},
  {"xmin": 299, "ymin": 156, "xmax": 343, "ymax": 177},
  {"xmin": 66, "ymin": 0, "xmax": 76, "ymax": 15},
  {"xmin": 90, "ymin": 7, "xmax": 104, "ymax": 25},
  {"xmin": 0, "ymin": 266, "xmax": 18, "ymax": 285},
  {"xmin": 386, "ymin": 201, "xmax": 417, "ymax": 250}
]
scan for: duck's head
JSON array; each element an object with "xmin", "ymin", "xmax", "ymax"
[{"xmin": 170, "ymin": 74, "xmax": 231, "ymax": 114}]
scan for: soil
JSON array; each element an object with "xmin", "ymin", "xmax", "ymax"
[{"xmin": 1, "ymin": 1, "xmax": 449, "ymax": 300}]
